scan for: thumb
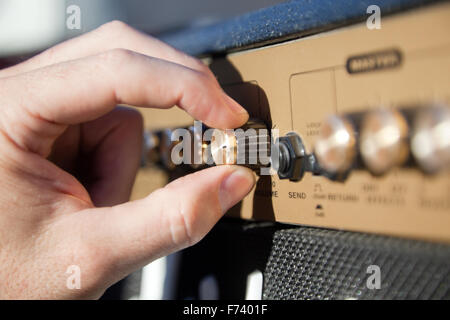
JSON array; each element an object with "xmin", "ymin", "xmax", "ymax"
[{"xmin": 74, "ymin": 165, "xmax": 255, "ymax": 285}]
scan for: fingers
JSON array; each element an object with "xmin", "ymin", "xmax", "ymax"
[
  {"xmin": 79, "ymin": 107, "xmax": 143, "ymax": 206},
  {"xmin": 1, "ymin": 49, "xmax": 248, "ymax": 156},
  {"xmin": 50, "ymin": 107, "xmax": 144, "ymax": 207},
  {"xmin": 0, "ymin": 20, "xmax": 210, "ymax": 78},
  {"xmin": 71, "ymin": 165, "xmax": 255, "ymax": 286}
]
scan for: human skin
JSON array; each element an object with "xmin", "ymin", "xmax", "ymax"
[{"xmin": 0, "ymin": 21, "xmax": 255, "ymax": 299}]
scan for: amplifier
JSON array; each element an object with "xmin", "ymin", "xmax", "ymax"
[
  {"xmin": 105, "ymin": 1, "xmax": 450, "ymax": 300},
  {"xmin": 134, "ymin": 2, "xmax": 450, "ymax": 243}
]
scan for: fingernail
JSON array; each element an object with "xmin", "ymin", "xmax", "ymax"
[
  {"xmin": 223, "ymin": 94, "xmax": 249, "ymax": 117},
  {"xmin": 219, "ymin": 166, "xmax": 255, "ymax": 212}
]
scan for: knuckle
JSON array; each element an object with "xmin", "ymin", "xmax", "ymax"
[
  {"xmin": 99, "ymin": 20, "xmax": 130, "ymax": 34},
  {"xmin": 184, "ymin": 70, "xmax": 216, "ymax": 107},
  {"xmin": 184, "ymin": 57, "xmax": 218, "ymax": 85},
  {"xmin": 171, "ymin": 207, "xmax": 196, "ymax": 247},
  {"xmin": 161, "ymin": 184, "xmax": 202, "ymax": 247},
  {"xmin": 97, "ymin": 48, "xmax": 135, "ymax": 66},
  {"xmin": 178, "ymin": 201, "xmax": 205, "ymax": 246},
  {"xmin": 191, "ymin": 68, "xmax": 211, "ymax": 87},
  {"xmin": 192, "ymin": 59, "xmax": 211, "ymax": 74}
]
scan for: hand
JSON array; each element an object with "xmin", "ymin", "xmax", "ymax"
[{"xmin": 0, "ymin": 21, "xmax": 255, "ymax": 299}]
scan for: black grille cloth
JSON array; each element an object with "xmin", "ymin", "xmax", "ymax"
[
  {"xmin": 263, "ymin": 227, "xmax": 450, "ymax": 300},
  {"xmin": 163, "ymin": 219, "xmax": 450, "ymax": 300}
]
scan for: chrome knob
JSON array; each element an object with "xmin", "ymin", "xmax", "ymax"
[
  {"xmin": 209, "ymin": 119, "xmax": 270, "ymax": 169},
  {"xmin": 314, "ymin": 115, "xmax": 357, "ymax": 174},
  {"xmin": 360, "ymin": 109, "xmax": 409, "ymax": 175},
  {"xmin": 210, "ymin": 129, "xmax": 238, "ymax": 165},
  {"xmin": 411, "ymin": 104, "xmax": 450, "ymax": 173}
]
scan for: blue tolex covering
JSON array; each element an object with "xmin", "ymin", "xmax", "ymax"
[{"xmin": 160, "ymin": 0, "xmax": 440, "ymax": 56}]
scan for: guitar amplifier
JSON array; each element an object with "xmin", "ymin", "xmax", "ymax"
[{"xmin": 115, "ymin": 0, "xmax": 450, "ymax": 300}]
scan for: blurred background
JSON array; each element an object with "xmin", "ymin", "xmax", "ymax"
[{"xmin": 0, "ymin": 0, "xmax": 283, "ymax": 58}]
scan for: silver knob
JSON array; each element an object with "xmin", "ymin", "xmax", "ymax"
[
  {"xmin": 209, "ymin": 119, "xmax": 270, "ymax": 169},
  {"xmin": 411, "ymin": 104, "xmax": 450, "ymax": 173},
  {"xmin": 360, "ymin": 109, "xmax": 409, "ymax": 175},
  {"xmin": 314, "ymin": 115, "xmax": 357, "ymax": 174},
  {"xmin": 210, "ymin": 129, "xmax": 238, "ymax": 165}
]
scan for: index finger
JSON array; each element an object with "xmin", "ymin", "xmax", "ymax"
[{"xmin": 1, "ymin": 49, "xmax": 248, "ymax": 155}]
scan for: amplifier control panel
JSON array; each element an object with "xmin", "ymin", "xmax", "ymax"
[{"xmin": 133, "ymin": 3, "xmax": 450, "ymax": 243}]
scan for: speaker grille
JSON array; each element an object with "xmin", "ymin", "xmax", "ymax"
[{"xmin": 263, "ymin": 228, "xmax": 450, "ymax": 300}]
